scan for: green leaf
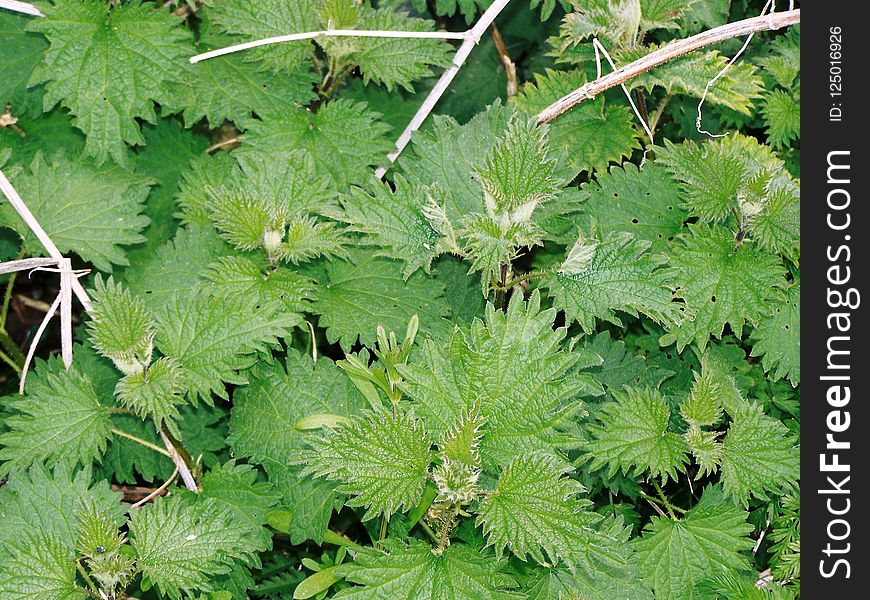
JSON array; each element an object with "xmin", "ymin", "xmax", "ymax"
[
  {"xmin": 228, "ymin": 350, "xmax": 367, "ymax": 471},
  {"xmin": 27, "ymin": 0, "xmax": 193, "ymax": 165},
  {"xmin": 756, "ymin": 26, "xmax": 800, "ymax": 88},
  {"xmin": 241, "ymin": 100, "xmax": 392, "ymax": 190},
  {"xmin": 335, "ymin": 539, "xmax": 521, "ymax": 599},
  {"xmin": 398, "ymin": 102, "xmax": 512, "ymax": 220},
  {"xmin": 154, "ymin": 288, "xmax": 299, "ymax": 402},
  {"xmin": 294, "ymin": 565, "xmax": 342, "ymax": 599},
  {"xmin": 477, "ymin": 453, "xmax": 594, "ymax": 568},
  {"xmin": 436, "ymin": 36, "xmax": 507, "ymax": 122},
  {"xmin": 228, "ymin": 349, "xmax": 367, "ymax": 543},
  {"xmin": 115, "ymin": 357, "xmax": 186, "ymax": 438},
  {"xmin": 0, "ymin": 461, "xmax": 125, "ymax": 554},
  {"xmin": 515, "ymin": 69, "xmax": 641, "ymax": 176},
  {"xmin": 337, "ymin": 176, "xmax": 444, "ymax": 278},
  {"xmin": 0, "ymin": 358, "xmax": 112, "ymax": 476},
  {"xmin": 281, "ymin": 216, "xmax": 349, "ymax": 264},
  {"xmin": 2, "ymin": 152, "xmax": 152, "ymax": 271},
  {"xmin": 433, "ymin": 257, "xmax": 486, "ymax": 324},
  {"xmin": 634, "ymin": 485, "xmax": 754, "ymax": 600},
  {"xmin": 477, "ymin": 115, "xmax": 562, "ymax": 217},
  {"xmin": 0, "ymin": 10, "xmax": 48, "ymax": 119},
  {"xmin": 720, "ymin": 403, "xmax": 799, "ymax": 506},
  {"xmin": 208, "ymin": 0, "xmax": 319, "ymax": 73},
  {"xmin": 400, "ymin": 291, "xmax": 602, "ymax": 471},
  {"xmin": 661, "ymin": 224, "xmax": 787, "ymax": 351},
  {"xmin": 100, "ymin": 405, "xmax": 228, "ymax": 485},
  {"xmin": 578, "ymin": 162, "xmax": 686, "ymax": 253},
  {"xmin": 128, "ymin": 118, "xmax": 209, "ymax": 264},
  {"xmin": 581, "ymin": 331, "xmax": 673, "ymax": 395},
  {"xmin": 751, "ymin": 184, "xmax": 800, "ymax": 260},
  {"xmin": 192, "ymin": 460, "xmax": 281, "ymax": 549},
  {"xmin": 209, "ymin": 149, "xmax": 337, "ymax": 246},
  {"xmin": 557, "ymin": 0, "xmax": 641, "ymax": 48},
  {"xmin": 129, "ymin": 495, "xmax": 265, "ymax": 600},
  {"xmin": 461, "ymin": 213, "xmax": 541, "ymax": 290},
  {"xmin": 762, "ymin": 90, "xmax": 800, "ymax": 149},
  {"xmin": 353, "ymin": 7, "xmax": 453, "ymax": 92},
  {"xmin": 303, "ymin": 410, "xmax": 433, "ymax": 521},
  {"xmin": 175, "ymin": 153, "xmax": 240, "ymax": 226},
  {"xmin": 680, "ymin": 370, "xmax": 724, "ymax": 428},
  {"xmin": 0, "ymin": 531, "xmax": 85, "ymax": 600},
  {"xmin": 750, "ymin": 281, "xmax": 800, "ymax": 386},
  {"xmin": 306, "ymin": 250, "xmax": 451, "ymax": 351},
  {"xmin": 640, "ymin": 0, "xmax": 698, "ymax": 30},
  {"xmin": 620, "ymin": 46, "xmax": 763, "ymax": 115},
  {"xmin": 658, "ymin": 139, "xmax": 748, "ymax": 224},
  {"xmin": 123, "ymin": 224, "xmax": 233, "ymax": 311},
  {"xmin": 202, "ymin": 256, "xmax": 314, "ymax": 317},
  {"xmin": 525, "ymin": 562, "xmax": 653, "ymax": 600},
  {"xmin": 412, "ymin": 0, "xmax": 491, "ymax": 24},
  {"xmin": 697, "ymin": 572, "xmax": 797, "ymax": 600},
  {"xmin": 87, "ymin": 275, "xmax": 156, "ymax": 374},
  {"xmin": 171, "ymin": 23, "xmax": 317, "ymax": 128},
  {"xmin": 0, "ymin": 109, "xmax": 86, "ymax": 168},
  {"xmin": 271, "ymin": 467, "xmax": 344, "ymax": 546},
  {"xmin": 586, "ymin": 386, "xmax": 689, "ymax": 483},
  {"xmin": 545, "ymin": 232, "xmax": 681, "ymax": 333}
]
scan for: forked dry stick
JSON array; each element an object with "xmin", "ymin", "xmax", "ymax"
[
  {"xmin": 0, "ymin": 169, "xmax": 92, "ymax": 312},
  {"xmin": 375, "ymin": 0, "xmax": 513, "ymax": 178}
]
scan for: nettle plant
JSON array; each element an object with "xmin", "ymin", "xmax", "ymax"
[{"xmin": 0, "ymin": 0, "xmax": 800, "ymax": 599}]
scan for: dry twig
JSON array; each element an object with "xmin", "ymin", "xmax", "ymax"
[
  {"xmin": 375, "ymin": 0, "xmax": 513, "ymax": 178},
  {"xmin": 490, "ymin": 23, "xmax": 517, "ymax": 97},
  {"xmin": 536, "ymin": 8, "xmax": 800, "ymax": 124}
]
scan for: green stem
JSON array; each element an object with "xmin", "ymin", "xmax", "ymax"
[
  {"xmin": 322, "ymin": 529, "xmax": 365, "ymax": 552},
  {"xmin": 640, "ymin": 492, "xmax": 686, "ymax": 515},
  {"xmin": 110, "ymin": 427, "xmax": 172, "ymax": 458},
  {"xmin": 417, "ymin": 520, "xmax": 439, "ymax": 544},
  {"xmin": 497, "ymin": 270, "xmax": 549, "ymax": 291},
  {"xmin": 0, "ymin": 329, "xmax": 24, "ymax": 365},
  {"xmin": 648, "ymin": 93, "xmax": 673, "ymax": 134},
  {"xmin": 434, "ymin": 504, "xmax": 457, "ymax": 556},
  {"xmin": 378, "ymin": 514, "xmax": 390, "ymax": 546},
  {"xmin": 653, "ymin": 482, "xmax": 681, "ymax": 519},
  {"xmin": 0, "ymin": 247, "xmax": 24, "ymax": 330},
  {"xmin": 107, "ymin": 406, "xmax": 138, "ymax": 415},
  {"xmin": 76, "ymin": 560, "xmax": 100, "ymax": 598},
  {"xmin": 0, "ymin": 348, "xmax": 21, "ymax": 373}
]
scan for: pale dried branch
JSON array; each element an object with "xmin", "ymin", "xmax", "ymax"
[
  {"xmin": 0, "ymin": 169, "xmax": 92, "ymax": 312},
  {"xmin": 536, "ymin": 8, "xmax": 801, "ymax": 125},
  {"xmin": 159, "ymin": 429, "xmax": 198, "ymax": 492},
  {"xmin": 0, "ymin": 257, "xmax": 56, "ymax": 275},
  {"xmin": 190, "ymin": 28, "xmax": 468, "ymax": 64},
  {"xmin": 375, "ymin": 0, "xmax": 513, "ymax": 179},
  {"xmin": 130, "ymin": 463, "xmax": 180, "ymax": 509},
  {"xmin": 0, "ymin": 0, "xmax": 42, "ymax": 17}
]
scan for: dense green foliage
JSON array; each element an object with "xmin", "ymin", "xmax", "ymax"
[{"xmin": 0, "ymin": 1, "xmax": 800, "ymax": 598}]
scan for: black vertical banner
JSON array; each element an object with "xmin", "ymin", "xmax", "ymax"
[{"xmin": 804, "ymin": 1, "xmax": 869, "ymax": 595}]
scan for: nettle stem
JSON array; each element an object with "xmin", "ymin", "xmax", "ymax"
[
  {"xmin": 75, "ymin": 559, "xmax": 99, "ymax": 598},
  {"xmin": 110, "ymin": 427, "xmax": 171, "ymax": 458},
  {"xmin": 652, "ymin": 481, "xmax": 683, "ymax": 519},
  {"xmin": 640, "ymin": 491, "xmax": 686, "ymax": 516},
  {"xmin": 434, "ymin": 504, "xmax": 458, "ymax": 556},
  {"xmin": 498, "ymin": 270, "xmax": 549, "ymax": 291}
]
